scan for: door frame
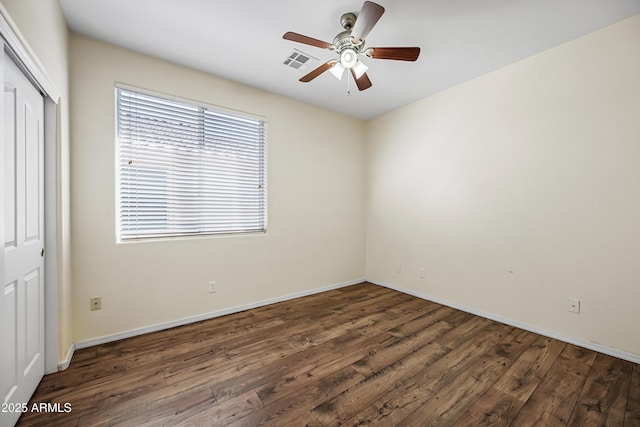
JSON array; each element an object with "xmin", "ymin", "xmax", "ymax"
[{"xmin": 0, "ymin": 5, "xmax": 61, "ymax": 374}]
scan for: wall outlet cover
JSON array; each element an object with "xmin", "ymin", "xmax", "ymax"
[{"xmin": 569, "ymin": 298, "xmax": 580, "ymax": 314}]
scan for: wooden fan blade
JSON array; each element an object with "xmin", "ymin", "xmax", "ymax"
[
  {"xmin": 300, "ymin": 61, "xmax": 336, "ymax": 83},
  {"xmin": 351, "ymin": 1, "xmax": 385, "ymax": 43},
  {"xmin": 283, "ymin": 32, "xmax": 332, "ymax": 49},
  {"xmin": 351, "ymin": 69, "xmax": 373, "ymax": 91},
  {"xmin": 368, "ymin": 47, "xmax": 420, "ymax": 61}
]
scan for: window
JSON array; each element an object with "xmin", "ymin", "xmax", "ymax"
[{"xmin": 116, "ymin": 86, "xmax": 266, "ymax": 240}]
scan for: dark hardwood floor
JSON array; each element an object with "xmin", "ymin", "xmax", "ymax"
[{"xmin": 17, "ymin": 282, "xmax": 640, "ymax": 426}]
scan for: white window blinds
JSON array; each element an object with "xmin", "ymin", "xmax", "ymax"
[{"xmin": 117, "ymin": 87, "xmax": 266, "ymax": 240}]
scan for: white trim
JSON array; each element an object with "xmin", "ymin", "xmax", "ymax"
[
  {"xmin": 0, "ymin": 3, "xmax": 60, "ymax": 101},
  {"xmin": 74, "ymin": 278, "xmax": 365, "ymax": 350},
  {"xmin": 58, "ymin": 343, "xmax": 75, "ymax": 371},
  {"xmin": 43, "ymin": 98, "xmax": 59, "ymax": 374},
  {"xmin": 368, "ymin": 278, "xmax": 640, "ymax": 364}
]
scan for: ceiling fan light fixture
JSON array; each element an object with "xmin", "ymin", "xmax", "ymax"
[
  {"xmin": 329, "ymin": 61, "xmax": 346, "ymax": 80},
  {"xmin": 352, "ymin": 60, "xmax": 368, "ymax": 79},
  {"xmin": 340, "ymin": 48, "xmax": 358, "ymax": 69}
]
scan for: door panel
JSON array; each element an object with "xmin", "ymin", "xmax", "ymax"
[
  {"xmin": 3, "ymin": 87, "xmax": 16, "ymax": 248},
  {"xmin": 1, "ymin": 53, "xmax": 45, "ymax": 427},
  {"xmin": 24, "ymin": 103, "xmax": 40, "ymax": 242},
  {"xmin": 24, "ymin": 268, "xmax": 41, "ymax": 371}
]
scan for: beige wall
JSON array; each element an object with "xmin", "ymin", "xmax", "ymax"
[
  {"xmin": 365, "ymin": 14, "xmax": 640, "ymax": 357},
  {"xmin": 69, "ymin": 35, "xmax": 366, "ymax": 343},
  {"xmin": 1, "ymin": 0, "xmax": 73, "ymax": 362}
]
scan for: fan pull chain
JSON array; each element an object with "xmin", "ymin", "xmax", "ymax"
[{"xmin": 346, "ymin": 71, "xmax": 351, "ymax": 96}]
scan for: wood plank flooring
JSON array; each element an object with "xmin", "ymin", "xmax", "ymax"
[{"xmin": 16, "ymin": 282, "xmax": 640, "ymax": 426}]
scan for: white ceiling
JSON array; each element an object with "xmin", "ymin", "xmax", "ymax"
[{"xmin": 58, "ymin": 0, "xmax": 640, "ymax": 120}]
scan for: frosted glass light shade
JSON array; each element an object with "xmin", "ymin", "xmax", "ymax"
[
  {"xmin": 329, "ymin": 62, "xmax": 346, "ymax": 80},
  {"xmin": 352, "ymin": 60, "xmax": 368, "ymax": 79}
]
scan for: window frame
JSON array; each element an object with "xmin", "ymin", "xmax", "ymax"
[{"xmin": 115, "ymin": 84, "xmax": 267, "ymax": 242}]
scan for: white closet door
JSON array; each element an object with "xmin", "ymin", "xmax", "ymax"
[{"xmin": 1, "ymin": 53, "xmax": 45, "ymax": 427}]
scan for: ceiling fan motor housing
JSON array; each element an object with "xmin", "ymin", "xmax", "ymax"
[{"xmin": 333, "ymin": 30, "xmax": 364, "ymax": 54}]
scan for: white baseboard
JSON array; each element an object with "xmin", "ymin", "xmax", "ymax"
[
  {"xmin": 368, "ymin": 278, "xmax": 640, "ymax": 364},
  {"xmin": 58, "ymin": 343, "xmax": 75, "ymax": 371},
  {"xmin": 74, "ymin": 278, "xmax": 365, "ymax": 350},
  {"xmin": 68, "ymin": 276, "xmax": 639, "ymax": 366}
]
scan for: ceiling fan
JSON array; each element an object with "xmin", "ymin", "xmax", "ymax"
[{"xmin": 283, "ymin": 1, "xmax": 420, "ymax": 91}]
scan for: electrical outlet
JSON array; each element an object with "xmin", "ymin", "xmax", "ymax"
[
  {"xmin": 396, "ymin": 264, "xmax": 402, "ymax": 274},
  {"xmin": 208, "ymin": 281, "xmax": 217, "ymax": 293},
  {"xmin": 418, "ymin": 268, "xmax": 425, "ymax": 278},
  {"xmin": 90, "ymin": 297, "xmax": 102, "ymax": 311},
  {"xmin": 568, "ymin": 298, "xmax": 580, "ymax": 314}
]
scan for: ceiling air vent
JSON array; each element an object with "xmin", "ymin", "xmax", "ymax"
[{"xmin": 283, "ymin": 49, "xmax": 317, "ymax": 72}]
